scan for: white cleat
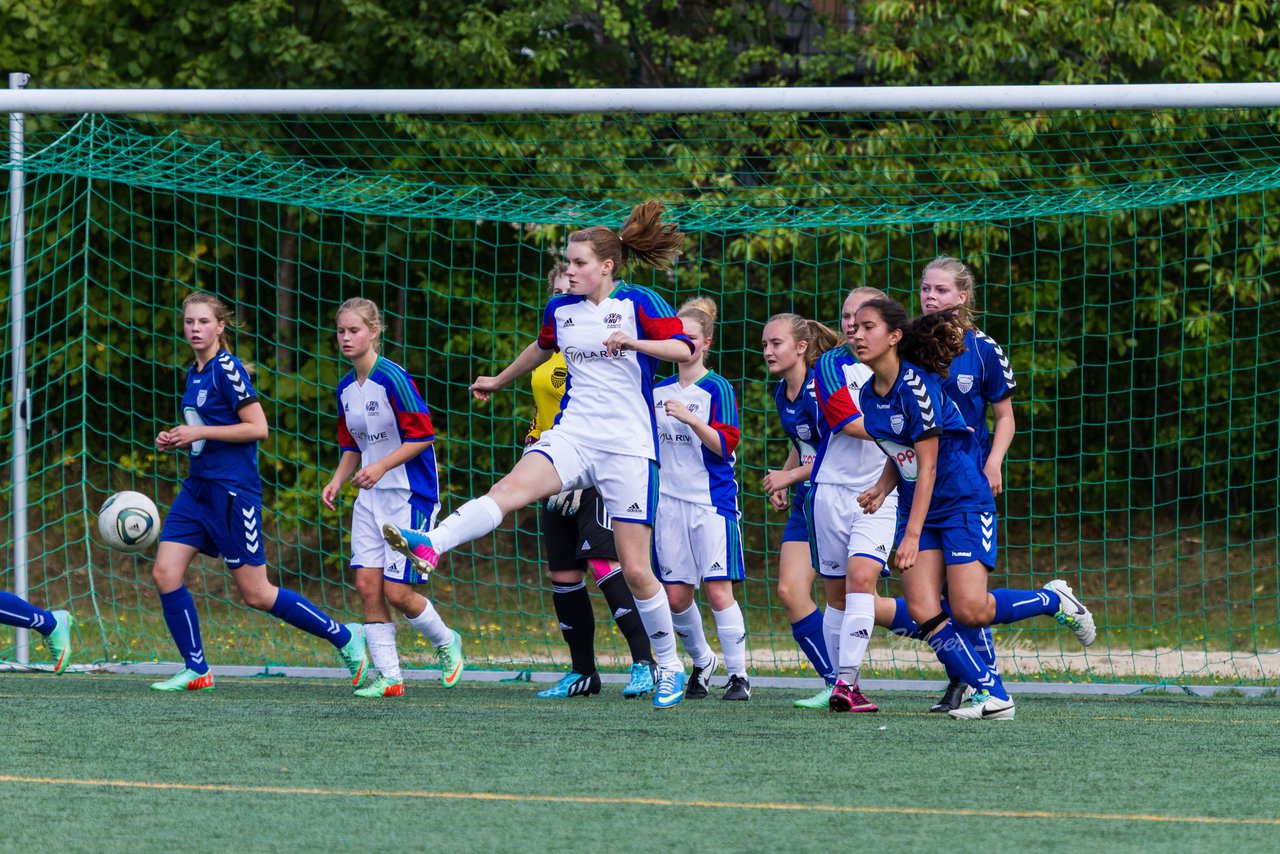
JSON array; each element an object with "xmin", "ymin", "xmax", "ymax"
[
  {"xmin": 948, "ymin": 690, "xmax": 1016, "ymax": 721},
  {"xmin": 1045, "ymin": 579, "xmax": 1097, "ymax": 647}
]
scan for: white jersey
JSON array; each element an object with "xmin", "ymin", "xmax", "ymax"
[
  {"xmin": 537, "ymin": 283, "xmax": 692, "ymax": 460},
  {"xmin": 652, "ymin": 370, "xmax": 740, "ymax": 517},
  {"xmin": 812, "ymin": 345, "xmax": 893, "ymax": 493}
]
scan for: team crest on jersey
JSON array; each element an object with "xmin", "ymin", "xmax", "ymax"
[
  {"xmin": 366, "ymin": 400, "xmax": 379, "ymax": 413},
  {"xmin": 890, "ymin": 414, "xmax": 906, "ymax": 434},
  {"xmin": 551, "ymin": 366, "xmax": 567, "ymax": 389},
  {"xmin": 196, "ymin": 389, "xmax": 208, "ymax": 407},
  {"xmin": 797, "ymin": 424, "xmax": 812, "ymax": 441},
  {"xmin": 957, "ymin": 374, "xmax": 974, "ymax": 394},
  {"xmin": 603, "ymin": 312, "xmax": 623, "ymax": 328}
]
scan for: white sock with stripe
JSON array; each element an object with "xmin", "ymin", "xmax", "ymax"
[
  {"xmin": 634, "ymin": 590, "xmax": 682, "ymax": 670},
  {"xmin": 671, "ymin": 602, "xmax": 715, "ymax": 670},
  {"xmin": 429, "ymin": 495, "xmax": 504, "ymax": 554},
  {"xmin": 364, "ymin": 622, "xmax": 401, "ymax": 681},
  {"xmin": 712, "ymin": 602, "xmax": 748, "ymax": 678},
  {"xmin": 838, "ymin": 593, "xmax": 876, "ymax": 684},
  {"xmin": 823, "ymin": 604, "xmax": 844, "ymax": 674}
]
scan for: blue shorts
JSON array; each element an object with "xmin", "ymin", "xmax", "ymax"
[
  {"xmin": 896, "ymin": 510, "xmax": 997, "ymax": 570},
  {"xmin": 160, "ymin": 478, "xmax": 266, "ymax": 569},
  {"xmin": 782, "ymin": 499, "xmax": 809, "ymax": 544}
]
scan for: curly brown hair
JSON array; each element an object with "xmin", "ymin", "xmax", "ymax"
[{"xmin": 860, "ymin": 298, "xmax": 966, "ymax": 378}]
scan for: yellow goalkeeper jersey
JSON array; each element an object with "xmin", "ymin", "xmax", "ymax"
[{"xmin": 526, "ymin": 350, "xmax": 569, "ymax": 443}]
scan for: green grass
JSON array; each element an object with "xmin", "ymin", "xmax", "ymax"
[{"xmin": 1, "ymin": 674, "xmax": 1277, "ymax": 852}]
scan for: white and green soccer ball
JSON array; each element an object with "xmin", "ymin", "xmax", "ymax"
[{"xmin": 97, "ymin": 490, "xmax": 161, "ymax": 553}]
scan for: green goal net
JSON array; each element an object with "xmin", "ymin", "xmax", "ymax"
[{"xmin": 3, "ymin": 106, "xmax": 1278, "ymax": 684}]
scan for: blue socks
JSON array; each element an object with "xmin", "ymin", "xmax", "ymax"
[
  {"xmin": 925, "ymin": 620, "xmax": 1009, "ymax": 701},
  {"xmin": 990, "ymin": 588, "xmax": 1060, "ymax": 625},
  {"xmin": 269, "ymin": 588, "xmax": 352, "ymax": 648},
  {"xmin": 888, "ymin": 598, "xmax": 921, "ymax": 639},
  {"xmin": 160, "ymin": 586, "xmax": 208, "ymax": 674},
  {"xmin": 790, "ymin": 609, "xmax": 835, "ymax": 684},
  {"xmin": 0, "ymin": 591, "xmax": 54, "ymax": 635}
]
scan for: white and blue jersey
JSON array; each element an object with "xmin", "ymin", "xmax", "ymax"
[
  {"xmin": 812, "ymin": 346, "xmax": 891, "ymax": 492},
  {"xmin": 653, "ymin": 370, "xmax": 741, "ymax": 517},
  {"xmin": 941, "ymin": 329, "xmax": 1016, "ymax": 457},
  {"xmin": 537, "ymin": 283, "xmax": 693, "ymax": 462},
  {"xmin": 337, "ymin": 357, "xmax": 439, "ymax": 513},
  {"xmin": 772, "ymin": 371, "xmax": 825, "ymax": 543},
  {"xmin": 161, "ymin": 349, "xmax": 266, "ymax": 568}
]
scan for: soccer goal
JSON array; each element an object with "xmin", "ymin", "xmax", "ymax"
[{"xmin": 3, "ymin": 79, "xmax": 1278, "ymax": 690}]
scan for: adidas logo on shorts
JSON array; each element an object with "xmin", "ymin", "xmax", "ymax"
[
  {"xmin": 581, "ymin": 539, "xmax": 592, "ymax": 550},
  {"xmin": 627, "ymin": 503, "xmax": 642, "ymax": 513},
  {"xmin": 876, "ymin": 544, "xmax": 888, "ymax": 554},
  {"xmin": 710, "ymin": 562, "xmax": 724, "ymax": 572}
]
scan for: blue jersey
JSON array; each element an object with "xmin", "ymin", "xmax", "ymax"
[
  {"xmin": 772, "ymin": 371, "xmax": 825, "ymax": 505},
  {"xmin": 940, "ymin": 329, "xmax": 1016, "ymax": 457},
  {"xmin": 180, "ymin": 349, "xmax": 261, "ymax": 494},
  {"xmin": 857, "ymin": 360, "xmax": 994, "ymax": 522}
]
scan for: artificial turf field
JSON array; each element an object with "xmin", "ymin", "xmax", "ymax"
[{"xmin": 1, "ymin": 674, "xmax": 1277, "ymax": 852}]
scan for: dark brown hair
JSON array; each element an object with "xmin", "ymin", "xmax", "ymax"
[{"xmin": 859, "ymin": 298, "xmax": 966, "ymax": 378}]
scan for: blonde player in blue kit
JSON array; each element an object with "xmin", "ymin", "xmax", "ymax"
[
  {"xmin": 150, "ymin": 292, "xmax": 371, "ymax": 692},
  {"xmin": 321, "ymin": 298, "xmax": 463, "ymax": 699},
  {"xmin": 385, "ymin": 202, "xmax": 699, "ymax": 709},
  {"xmin": 653, "ymin": 298, "xmax": 750, "ymax": 701},
  {"xmin": 918, "ymin": 255, "xmax": 1017, "ymax": 712}
]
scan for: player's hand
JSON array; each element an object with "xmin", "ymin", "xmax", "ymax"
[
  {"xmin": 352, "ymin": 464, "xmax": 384, "ymax": 490},
  {"xmin": 983, "ymin": 462, "xmax": 1004, "ymax": 497},
  {"xmin": 762, "ymin": 468, "xmax": 793, "ymax": 495},
  {"xmin": 663, "ymin": 399, "xmax": 695, "ymax": 424},
  {"xmin": 321, "ymin": 479, "xmax": 342, "ymax": 510},
  {"xmin": 857, "ymin": 485, "xmax": 886, "ymax": 515},
  {"xmin": 546, "ymin": 489, "xmax": 583, "ymax": 516},
  {"xmin": 155, "ymin": 430, "xmax": 177, "ymax": 451},
  {"xmin": 768, "ymin": 489, "xmax": 790, "ymax": 512},
  {"xmin": 895, "ymin": 532, "xmax": 920, "ymax": 572},
  {"xmin": 164, "ymin": 425, "xmax": 203, "ymax": 449},
  {"xmin": 470, "ymin": 375, "xmax": 503, "ymax": 402},
  {"xmin": 603, "ymin": 332, "xmax": 637, "ymax": 355}
]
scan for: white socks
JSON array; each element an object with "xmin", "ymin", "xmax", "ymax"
[
  {"xmin": 712, "ymin": 602, "xmax": 748, "ymax": 678},
  {"xmin": 671, "ymin": 603, "xmax": 715, "ymax": 670},
  {"xmin": 634, "ymin": 590, "xmax": 681, "ymax": 670},
  {"xmin": 838, "ymin": 592, "xmax": 875, "ymax": 684},
  {"xmin": 823, "ymin": 605, "xmax": 844, "ymax": 672},
  {"xmin": 407, "ymin": 598, "xmax": 453, "ymax": 648},
  {"xmin": 430, "ymin": 495, "xmax": 504, "ymax": 555},
  {"xmin": 364, "ymin": 621, "xmax": 401, "ymax": 681}
]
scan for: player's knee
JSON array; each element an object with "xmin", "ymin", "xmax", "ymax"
[
  {"xmin": 354, "ymin": 572, "xmax": 382, "ymax": 602},
  {"xmin": 664, "ymin": 585, "xmax": 694, "ymax": 612},
  {"xmin": 240, "ymin": 584, "xmax": 277, "ymax": 611},
  {"xmin": 705, "ymin": 584, "xmax": 735, "ymax": 611},
  {"xmin": 382, "ymin": 580, "xmax": 416, "ymax": 611},
  {"xmin": 948, "ymin": 596, "xmax": 992, "ymax": 628}
]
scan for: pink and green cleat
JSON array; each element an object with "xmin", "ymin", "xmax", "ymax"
[
  {"xmin": 382, "ymin": 523, "xmax": 439, "ymax": 576},
  {"xmin": 47, "ymin": 609, "xmax": 73, "ymax": 674}
]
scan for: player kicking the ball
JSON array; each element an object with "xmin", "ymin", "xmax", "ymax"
[{"xmin": 385, "ymin": 202, "xmax": 698, "ymax": 708}]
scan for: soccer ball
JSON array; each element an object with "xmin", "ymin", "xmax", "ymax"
[{"xmin": 97, "ymin": 491, "xmax": 161, "ymax": 553}]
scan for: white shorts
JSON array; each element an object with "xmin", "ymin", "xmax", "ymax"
[
  {"xmin": 653, "ymin": 496, "xmax": 745, "ymax": 588},
  {"xmin": 525, "ymin": 428, "xmax": 657, "ymax": 524},
  {"xmin": 807, "ymin": 482, "xmax": 897, "ymax": 579},
  {"xmin": 350, "ymin": 488, "xmax": 439, "ymax": 583}
]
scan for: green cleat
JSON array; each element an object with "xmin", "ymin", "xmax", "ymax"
[
  {"xmin": 354, "ymin": 675, "xmax": 405, "ymax": 699},
  {"xmin": 47, "ymin": 609, "xmax": 73, "ymax": 674},
  {"xmin": 150, "ymin": 668, "xmax": 214, "ymax": 692},
  {"xmin": 337, "ymin": 622, "xmax": 373, "ymax": 688},
  {"xmin": 794, "ymin": 683, "xmax": 834, "ymax": 709},
  {"xmin": 436, "ymin": 630, "xmax": 465, "ymax": 688}
]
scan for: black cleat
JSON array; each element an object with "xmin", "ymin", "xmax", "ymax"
[
  {"xmin": 929, "ymin": 677, "xmax": 968, "ymax": 713},
  {"xmin": 722, "ymin": 674, "xmax": 751, "ymax": 701},
  {"xmin": 685, "ymin": 652, "xmax": 718, "ymax": 699}
]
